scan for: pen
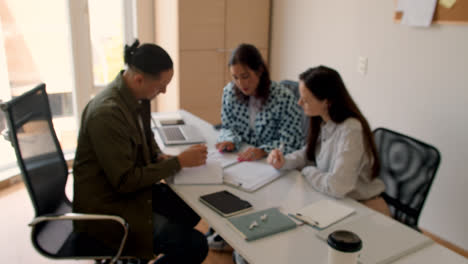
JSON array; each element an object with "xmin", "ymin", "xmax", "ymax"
[
  {"xmin": 293, "ymin": 213, "xmax": 320, "ymax": 227},
  {"xmin": 279, "ymin": 142, "xmax": 285, "ymax": 153},
  {"xmin": 273, "ymin": 142, "xmax": 285, "ymax": 165}
]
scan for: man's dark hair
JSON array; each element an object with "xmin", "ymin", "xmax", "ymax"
[{"xmin": 124, "ymin": 39, "xmax": 173, "ymax": 78}]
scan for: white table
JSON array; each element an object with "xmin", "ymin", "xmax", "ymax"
[{"xmin": 153, "ymin": 110, "xmax": 467, "ymax": 264}]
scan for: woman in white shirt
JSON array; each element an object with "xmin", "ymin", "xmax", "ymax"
[{"xmin": 267, "ymin": 65, "xmax": 390, "ymax": 215}]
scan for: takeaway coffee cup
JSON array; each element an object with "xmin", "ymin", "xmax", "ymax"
[{"xmin": 327, "ymin": 230, "xmax": 362, "ymax": 264}]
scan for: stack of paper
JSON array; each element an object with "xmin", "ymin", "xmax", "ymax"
[{"xmin": 173, "ymin": 160, "xmax": 223, "ymax": 185}]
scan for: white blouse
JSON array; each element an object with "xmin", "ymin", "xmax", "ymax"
[
  {"xmin": 248, "ymin": 96, "xmax": 262, "ymax": 129},
  {"xmin": 282, "ymin": 118, "xmax": 385, "ymax": 200}
]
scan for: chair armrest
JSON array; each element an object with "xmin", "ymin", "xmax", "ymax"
[{"xmin": 29, "ymin": 213, "xmax": 128, "ymax": 264}]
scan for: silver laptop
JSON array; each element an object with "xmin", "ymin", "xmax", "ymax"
[{"xmin": 155, "ymin": 124, "xmax": 205, "ymax": 145}]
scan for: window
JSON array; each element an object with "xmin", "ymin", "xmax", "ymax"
[
  {"xmin": 88, "ymin": 0, "xmax": 125, "ymax": 86},
  {"xmin": 0, "ymin": 0, "xmax": 76, "ymax": 172},
  {"xmin": 0, "ymin": 0, "xmax": 136, "ymax": 178}
]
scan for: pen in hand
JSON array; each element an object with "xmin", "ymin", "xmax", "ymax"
[{"xmin": 272, "ymin": 142, "xmax": 285, "ymax": 165}]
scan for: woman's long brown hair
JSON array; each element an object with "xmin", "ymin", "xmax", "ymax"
[
  {"xmin": 300, "ymin": 66, "xmax": 380, "ymax": 179},
  {"xmin": 228, "ymin": 43, "xmax": 271, "ymax": 106}
]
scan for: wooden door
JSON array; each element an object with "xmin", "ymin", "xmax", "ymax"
[
  {"xmin": 225, "ymin": 0, "xmax": 271, "ymax": 50},
  {"xmin": 179, "ymin": 0, "xmax": 225, "ymax": 50},
  {"xmin": 179, "ymin": 50, "xmax": 224, "ymax": 124}
]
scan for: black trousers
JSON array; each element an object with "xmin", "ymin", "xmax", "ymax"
[{"xmin": 152, "ymin": 183, "xmax": 208, "ymax": 264}]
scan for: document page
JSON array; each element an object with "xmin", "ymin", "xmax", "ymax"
[
  {"xmin": 174, "ymin": 160, "xmax": 223, "ymax": 185},
  {"xmin": 207, "ymin": 150, "xmax": 238, "ymax": 168},
  {"xmin": 223, "ymin": 160, "xmax": 282, "ymax": 192}
]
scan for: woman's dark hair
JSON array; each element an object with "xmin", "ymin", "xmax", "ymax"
[
  {"xmin": 228, "ymin": 43, "xmax": 270, "ymax": 105},
  {"xmin": 124, "ymin": 39, "xmax": 173, "ymax": 78},
  {"xmin": 300, "ymin": 65, "xmax": 380, "ymax": 179}
]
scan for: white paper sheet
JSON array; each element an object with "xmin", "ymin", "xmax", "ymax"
[
  {"xmin": 223, "ymin": 160, "xmax": 282, "ymax": 192},
  {"xmin": 207, "ymin": 150, "xmax": 239, "ymax": 168},
  {"xmin": 173, "ymin": 160, "xmax": 223, "ymax": 185},
  {"xmin": 397, "ymin": 0, "xmax": 437, "ymax": 27}
]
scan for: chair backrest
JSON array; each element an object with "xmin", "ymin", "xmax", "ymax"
[
  {"xmin": 373, "ymin": 128, "xmax": 441, "ymax": 229},
  {"xmin": 1, "ymin": 84, "xmax": 69, "ymax": 217},
  {"xmin": 2, "ymin": 84, "xmax": 128, "ymax": 261},
  {"xmin": 279, "ymin": 80, "xmax": 309, "ymax": 136}
]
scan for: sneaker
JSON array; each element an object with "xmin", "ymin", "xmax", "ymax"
[
  {"xmin": 205, "ymin": 227, "xmax": 215, "ymax": 237},
  {"xmin": 232, "ymin": 250, "xmax": 249, "ymax": 264},
  {"xmin": 206, "ymin": 231, "xmax": 232, "ymax": 251}
]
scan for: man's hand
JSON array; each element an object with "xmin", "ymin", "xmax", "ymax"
[
  {"xmin": 237, "ymin": 147, "xmax": 266, "ymax": 161},
  {"xmin": 177, "ymin": 144, "xmax": 208, "ymax": 168}
]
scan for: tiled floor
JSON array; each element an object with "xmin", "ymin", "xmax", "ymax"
[{"xmin": 0, "ymin": 182, "xmax": 233, "ymax": 264}]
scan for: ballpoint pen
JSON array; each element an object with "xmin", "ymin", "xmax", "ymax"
[
  {"xmin": 273, "ymin": 142, "xmax": 285, "ymax": 165},
  {"xmin": 294, "ymin": 212, "xmax": 320, "ymax": 227}
]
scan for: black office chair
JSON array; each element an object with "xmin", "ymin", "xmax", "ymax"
[
  {"xmin": 279, "ymin": 80, "xmax": 309, "ymax": 136},
  {"xmin": 0, "ymin": 84, "xmax": 131, "ymax": 264},
  {"xmin": 373, "ymin": 128, "xmax": 441, "ymax": 231}
]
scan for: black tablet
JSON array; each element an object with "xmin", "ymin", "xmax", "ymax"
[{"xmin": 199, "ymin": 190, "xmax": 253, "ymax": 217}]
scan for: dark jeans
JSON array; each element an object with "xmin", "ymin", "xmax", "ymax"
[{"xmin": 152, "ymin": 183, "xmax": 208, "ymax": 264}]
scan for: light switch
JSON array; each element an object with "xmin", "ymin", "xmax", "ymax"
[{"xmin": 358, "ymin": 56, "xmax": 368, "ymax": 75}]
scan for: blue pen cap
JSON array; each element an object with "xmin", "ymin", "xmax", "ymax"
[{"xmin": 327, "ymin": 230, "xmax": 362, "ymax": 253}]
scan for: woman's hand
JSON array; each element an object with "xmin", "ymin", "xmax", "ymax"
[
  {"xmin": 267, "ymin": 149, "xmax": 285, "ymax": 169},
  {"xmin": 238, "ymin": 147, "xmax": 267, "ymax": 161},
  {"xmin": 215, "ymin": 141, "xmax": 235, "ymax": 152}
]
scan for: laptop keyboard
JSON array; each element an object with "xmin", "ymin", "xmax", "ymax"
[{"xmin": 162, "ymin": 127, "xmax": 186, "ymax": 141}]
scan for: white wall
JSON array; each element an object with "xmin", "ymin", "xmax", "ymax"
[{"xmin": 270, "ymin": 0, "xmax": 468, "ymax": 250}]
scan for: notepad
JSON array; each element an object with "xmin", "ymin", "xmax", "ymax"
[
  {"xmin": 207, "ymin": 150, "xmax": 238, "ymax": 168},
  {"xmin": 294, "ymin": 199, "xmax": 355, "ymax": 229},
  {"xmin": 199, "ymin": 190, "xmax": 253, "ymax": 217},
  {"xmin": 173, "ymin": 160, "xmax": 223, "ymax": 185},
  {"xmin": 227, "ymin": 207, "xmax": 297, "ymax": 241},
  {"xmin": 223, "ymin": 160, "xmax": 283, "ymax": 192},
  {"xmin": 316, "ymin": 213, "xmax": 433, "ymax": 264}
]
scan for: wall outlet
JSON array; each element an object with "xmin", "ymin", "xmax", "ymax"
[{"xmin": 358, "ymin": 56, "xmax": 368, "ymax": 75}]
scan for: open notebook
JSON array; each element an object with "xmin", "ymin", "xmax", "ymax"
[
  {"xmin": 174, "ymin": 149, "xmax": 283, "ymax": 191},
  {"xmin": 223, "ymin": 160, "xmax": 283, "ymax": 192},
  {"xmin": 207, "ymin": 150, "xmax": 284, "ymax": 192}
]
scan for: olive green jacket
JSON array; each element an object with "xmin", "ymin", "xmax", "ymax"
[{"xmin": 73, "ymin": 72, "xmax": 181, "ymax": 259}]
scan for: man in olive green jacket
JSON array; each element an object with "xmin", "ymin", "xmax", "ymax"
[{"xmin": 73, "ymin": 41, "xmax": 208, "ymax": 263}]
